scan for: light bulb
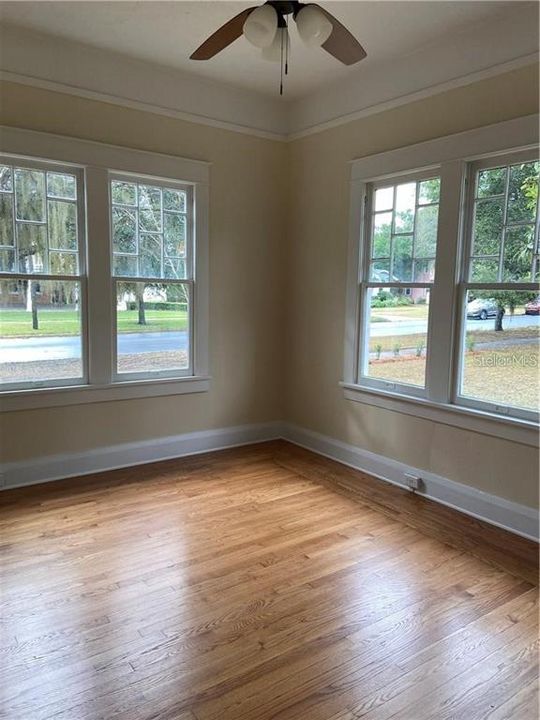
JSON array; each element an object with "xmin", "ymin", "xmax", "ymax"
[
  {"xmin": 296, "ymin": 5, "xmax": 332, "ymax": 48},
  {"xmin": 243, "ymin": 4, "xmax": 278, "ymax": 49},
  {"xmin": 261, "ymin": 27, "xmax": 288, "ymax": 62}
]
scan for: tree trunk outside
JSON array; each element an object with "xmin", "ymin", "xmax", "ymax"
[
  {"xmin": 25, "ymin": 280, "xmax": 39, "ymax": 330},
  {"xmin": 494, "ymin": 305, "xmax": 505, "ymax": 332},
  {"xmin": 136, "ymin": 287, "xmax": 146, "ymax": 326}
]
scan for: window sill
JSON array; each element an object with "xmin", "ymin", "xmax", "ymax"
[
  {"xmin": 0, "ymin": 376, "xmax": 211, "ymax": 412},
  {"xmin": 341, "ymin": 382, "xmax": 539, "ymax": 447}
]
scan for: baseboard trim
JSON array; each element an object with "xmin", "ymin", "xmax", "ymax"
[
  {"xmin": 1, "ymin": 421, "xmax": 284, "ymax": 490},
  {"xmin": 2, "ymin": 420, "xmax": 537, "ymax": 542},
  {"xmin": 281, "ymin": 424, "xmax": 539, "ymax": 542}
]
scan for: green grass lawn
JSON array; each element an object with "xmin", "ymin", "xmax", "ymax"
[{"xmin": 0, "ymin": 309, "xmax": 188, "ymax": 336}]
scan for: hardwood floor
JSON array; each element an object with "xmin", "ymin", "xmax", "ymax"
[{"xmin": 1, "ymin": 440, "xmax": 538, "ymax": 720}]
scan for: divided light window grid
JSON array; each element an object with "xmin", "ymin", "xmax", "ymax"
[
  {"xmin": 456, "ymin": 153, "xmax": 540, "ymax": 418},
  {"xmin": 360, "ymin": 173, "xmax": 441, "ymax": 394},
  {"xmin": 0, "ymin": 159, "xmax": 85, "ymax": 389},
  {"xmin": 110, "ymin": 176, "xmax": 193, "ymax": 379},
  {"xmin": 354, "ymin": 149, "xmax": 539, "ymax": 423}
]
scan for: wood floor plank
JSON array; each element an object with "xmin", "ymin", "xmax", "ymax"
[{"xmin": 0, "ymin": 440, "xmax": 537, "ymax": 720}]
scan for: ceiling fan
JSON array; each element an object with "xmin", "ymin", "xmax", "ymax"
[{"xmin": 190, "ymin": 1, "xmax": 367, "ymax": 94}]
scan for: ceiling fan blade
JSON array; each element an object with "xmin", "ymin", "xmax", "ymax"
[
  {"xmin": 312, "ymin": 4, "xmax": 367, "ymax": 66},
  {"xmin": 190, "ymin": 7, "xmax": 257, "ymax": 60}
]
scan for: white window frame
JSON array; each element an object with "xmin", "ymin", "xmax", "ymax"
[
  {"xmin": 358, "ymin": 167, "xmax": 441, "ymax": 400},
  {"xmin": 343, "ymin": 115, "xmax": 539, "ymax": 448},
  {"xmin": 0, "ymin": 156, "xmax": 88, "ymax": 391},
  {"xmin": 0, "ymin": 126, "xmax": 210, "ymax": 411},
  {"xmin": 108, "ymin": 171, "xmax": 195, "ymax": 382}
]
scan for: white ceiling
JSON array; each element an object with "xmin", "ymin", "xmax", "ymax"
[{"xmin": 0, "ymin": 1, "xmax": 530, "ymax": 98}]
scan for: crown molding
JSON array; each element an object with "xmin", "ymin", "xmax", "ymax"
[{"xmin": 1, "ymin": 7, "xmax": 538, "ymax": 143}]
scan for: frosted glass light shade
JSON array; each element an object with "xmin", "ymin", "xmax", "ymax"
[
  {"xmin": 243, "ymin": 5, "xmax": 278, "ymax": 48},
  {"xmin": 296, "ymin": 5, "xmax": 332, "ymax": 47},
  {"xmin": 261, "ymin": 27, "xmax": 288, "ymax": 62}
]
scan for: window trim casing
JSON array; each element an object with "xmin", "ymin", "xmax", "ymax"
[
  {"xmin": 0, "ymin": 126, "xmax": 210, "ymax": 411},
  {"xmin": 344, "ymin": 114, "xmax": 539, "ymax": 447}
]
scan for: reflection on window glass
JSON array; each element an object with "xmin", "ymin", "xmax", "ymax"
[
  {"xmin": 0, "ymin": 279, "xmax": 83, "ymax": 384},
  {"xmin": 470, "ymin": 161, "xmax": 539, "ymax": 282},
  {"xmin": 461, "ymin": 290, "xmax": 539, "ymax": 412},
  {"xmin": 111, "ymin": 180, "xmax": 188, "ymax": 280},
  {"xmin": 115, "ymin": 281, "xmax": 190, "ymax": 375},
  {"xmin": 365, "ymin": 287, "xmax": 430, "ymax": 388}
]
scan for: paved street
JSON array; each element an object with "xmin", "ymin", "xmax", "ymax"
[
  {"xmin": 1, "ymin": 315, "xmax": 538, "ymax": 363},
  {"xmin": 1, "ymin": 331, "xmax": 189, "ymax": 363}
]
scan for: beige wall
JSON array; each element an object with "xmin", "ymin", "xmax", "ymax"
[
  {"xmin": 0, "ymin": 80, "xmax": 287, "ymax": 461},
  {"xmin": 285, "ymin": 64, "xmax": 539, "ymax": 508},
  {"xmin": 1, "ymin": 64, "xmax": 539, "ymax": 508}
]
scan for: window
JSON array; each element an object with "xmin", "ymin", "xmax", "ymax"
[
  {"xmin": 457, "ymin": 154, "xmax": 539, "ymax": 418},
  {"xmin": 110, "ymin": 177, "xmax": 192, "ymax": 378},
  {"xmin": 0, "ymin": 161, "xmax": 85, "ymax": 389},
  {"xmin": 361, "ymin": 174, "xmax": 440, "ymax": 394},
  {"xmin": 345, "ymin": 117, "xmax": 539, "ymax": 440},
  {"xmin": 0, "ymin": 128, "xmax": 209, "ymax": 409}
]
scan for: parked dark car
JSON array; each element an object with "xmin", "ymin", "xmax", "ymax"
[
  {"xmin": 466, "ymin": 298, "xmax": 498, "ymax": 320},
  {"xmin": 525, "ymin": 296, "xmax": 540, "ymax": 315}
]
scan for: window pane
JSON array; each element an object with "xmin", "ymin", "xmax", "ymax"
[
  {"xmin": 164, "ymin": 258, "xmax": 186, "ymax": 280},
  {"xmin": 112, "ymin": 207, "xmax": 136, "ymax": 255},
  {"xmin": 418, "ymin": 178, "xmax": 440, "ymax": 205},
  {"xmin": 394, "ymin": 183, "xmax": 415, "ymax": 233},
  {"xmin": 138, "ymin": 185, "xmax": 161, "ymax": 211},
  {"xmin": 477, "ymin": 167, "xmax": 506, "ymax": 198},
  {"xmin": 0, "ymin": 248, "xmax": 15, "ymax": 272},
  {"xmin": 470, "ymin": 258, "xmax": 499, "ymax": 283},
  {"xmin": 140, "ymin": 234, "xmax": 162, "ymax": 277},
  {"xmin": 48, "ymin": 200, "xmax": 77, "ymax": 250},
  {"xmin": 370, "ymin": 259, "xmax": 390, "ymax": 282},
  {"xmin": 374, "ymin": 186, "xmax": 393, "ymax": 212},
  {"xmin": 392, "ymin": 235, "xmax": 413, "ymax": 282},
  {"xmin": 372, "ymin": 212, "xmax": 391, "ymax": 258},
  {"xmin": 414, "ymin": 258, "xmax": 436, "ymax": 283},
  {"xmin": 47, "ymin": 172, "xmax": 76, "ymax": 200},
  {"xmin": 49, "ymin": 252, "xmax": 78, "ymax": 275},
  {"xmin": 115, "ymin": 281, "xmax": 189, "ymax": 374},
  {"xmin": 164, "ymin": 189, "xmax": 186, "ymax": 212},
  {"xmin": 0, "ymin": 194, "xmax": 14, "ymax": 245},
  {"xmin": 0, "ymin": 279, "xmax": 83, "ymax": 385},
  {"xmin": 0, "ymin": 166, "xmax": 13, "ymax": 192},
  {"xmin": 15, "ymin": 169, "xmax": 45, "ymax": 221},
  {"xmin": 472, "ymin": 198, "xmax": 503, "ymax": 256},
  {"xmin": 461, "ymin": 290, "xmax": 540, "ymax": 412},
  {"xmin": 113, "ymin": 254, "xmax": 138, "ymax": 277},
  {"xmin": 111, "ymin": 181, "xmax": 137, "ymax": 206},
  {"xmin": 507, "ymin": 162, "xmax": 539, "ymax": 224},
  {"xmin": 364, "ymin": 287, "xmax": 430, "ymax": 388},
  {"xmin": 503, "ymin": 226, "xmax": 534, "ymax": 282},
  {"xmin": 164, "ymin": 212, "xmax": 186, "ymax": 257},
  {"xmin": 139, "ymin": 208, "xmax": 161, "ymax": 233},
  {"xmin": 415, "ymin": 205, "xmax": 438, "ymax": 257},
  {"xmin": 17, "ymin": 223, "xmax": 47, "ymax": 273}
]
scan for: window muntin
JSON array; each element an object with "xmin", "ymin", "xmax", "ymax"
[
  {"xmin": 110, "ymin": 176, "xmax": 193, "ymax": 379},
  {"xmin": 469, "ymin": 161, "xmax": 539, "ymax": 283},
  {"xmin": 0, "ymin": 160, "xmax": 85, "ymax": 389},
  {"xmin": 457, "ymin": 155, "xmax": 539, "ymax": 419},
  {"xmin": 361, "ymin": 174, "xmax": 441, "ymax": 391}
]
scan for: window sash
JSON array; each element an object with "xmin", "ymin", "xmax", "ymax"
[
  {"xmin": 358, "ymin": 170, "xmax": 442, "ymax": 397},
  {"xmin": 0, "ymin": 156, "xmax": 87, "ymax": 391}
]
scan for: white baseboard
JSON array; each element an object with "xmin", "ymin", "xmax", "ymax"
[
  {"xmin": 281, "ymin": 423, "xmax": 539, "ymax": 542},
  {"xmin": 2, "ymin": 420, "xmax": 537, "ymax": 542},
  {"xmin": 1, "ymin": 421, "xmax": 284, "ymax": 490}
]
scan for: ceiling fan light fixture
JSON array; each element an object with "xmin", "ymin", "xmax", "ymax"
[
  {"xmin": 243, "ymin": 4, "xmax": 278, "ymax": 48},
  {"xmin": 261, "ymin": 26, "xmax": 288, "ymax": 62},
  {"xmin": 296, "ymin": 5, "xmax": 332, "ymax": 48}
]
